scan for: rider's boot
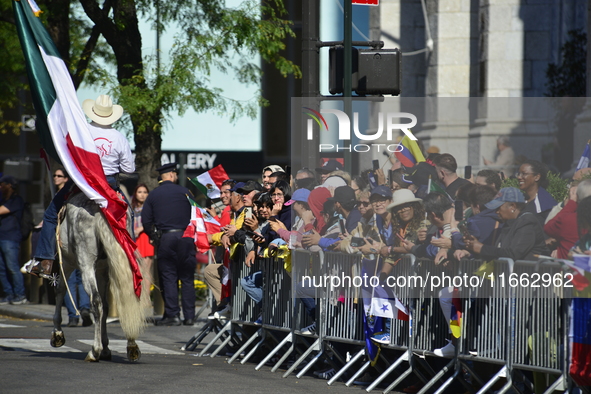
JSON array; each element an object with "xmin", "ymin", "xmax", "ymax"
[{"xmin": 25, "ymin": 259, "xmax": 54, "ymax": 279}]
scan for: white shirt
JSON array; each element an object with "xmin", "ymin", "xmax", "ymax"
[{"xmin": 88, "ymin": 122, "xmax": 135, "ymax": 176}]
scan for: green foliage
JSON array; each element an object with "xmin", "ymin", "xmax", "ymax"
[
  {"xmin": 500, "ymin": 177, "xmax": 519, "ymax": 189},
  {"xmin": 545, "ymin": 29, "xmax": 587, "ymax": 97},
  {"xmin": 501, "ymin": 172, "xmax": 569, "ymax": 202},
  {"xmin": 546, "ymin": 172, "xmax": 569, "ymax": 202}
]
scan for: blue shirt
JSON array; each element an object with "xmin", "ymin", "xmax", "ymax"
[{"xmin": 0, "ymin": 194, "xmax": 24, "ymax": 243}]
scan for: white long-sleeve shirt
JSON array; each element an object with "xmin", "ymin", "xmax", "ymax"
[{"xmin": 88, "ymin": 121, "xmax": 135, "ymax": 176}]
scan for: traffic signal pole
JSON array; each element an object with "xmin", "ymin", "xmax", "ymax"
[{"xmin": 343, "ymin": 0, "xmax": 353, "ymax": 174}]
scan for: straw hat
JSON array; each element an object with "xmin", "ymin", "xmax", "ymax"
[
  {"xmin": 387, "ymin": 189, "xmax": 422, "ymax": 210},
  {"xmin": 82, "ymin": 95, "xmax": 123, "ymax": 125}
]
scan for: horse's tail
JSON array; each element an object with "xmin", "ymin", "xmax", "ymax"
[{"xmin": 96, "ymin": 214, "xmax": 148, "ymax": 340}]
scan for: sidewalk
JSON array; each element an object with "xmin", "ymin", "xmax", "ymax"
[
  {"xmin": 0, "ymin": 300, "xmax": 208, "ymax": 323},
  {"xmin": 0, "ymin": 302, "xmax": 58, "ymax": 321}
]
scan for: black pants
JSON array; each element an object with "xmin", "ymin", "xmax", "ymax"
[{"xmin": 156, "ymin": 232, "xmax": 197, "ymax": 320}]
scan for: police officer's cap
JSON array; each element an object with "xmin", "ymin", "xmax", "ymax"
[{"xmin": 157, "ymin": 163, "xmax": 178, "ymax": 175}]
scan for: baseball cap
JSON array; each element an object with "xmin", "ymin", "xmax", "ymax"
[
  {"xmin": 0, "ymin": 175, "xmax": 18, "ymax": 187},
  {"xmin": 403, "ymin": 162, "xmax": 438, "ymax": 187},
  {"xmin": 229, "ymin": 182, "xmax": 247, "ymax": 193},
  {"xmin": 157, "ymin": 163, "xmax": 177, "ymax": 174},
  {"xmin": 485, "ymin": 187, "xmax": 525, "ymax": 210},
  {"xmin": 370, "ymin": 185, "xmax": 392, "ymax": 200},
  {"xmin": 285, "ymin": 188, "xmax": 311, "ymax": 206},
  {"xmin": 328, "ymin": 186, "xmax": 356, "ymax": 204},
  {"xmin": 315, "ymin": 159, "xmax": 342, "ymax": 173},
  {"xmin": 237, "ymin": 180, "xmax": 263, "ymax": 194},
  {"xmin": 263, "ymin": 165, "xmax": 284, "ymax": 174}
]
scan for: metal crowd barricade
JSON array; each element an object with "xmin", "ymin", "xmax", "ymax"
[
  {"xmin": 355, "ymin": 254, "xmax": 416, "ymax": 391},
  {"xmin": 197, "ymin": 247, "xmax": 259, "ymax": 357},
  {"xmin": 252, "ymin": 255, "xmax": 294, "ymax": 370},
  {"xmin": 320, "ymin": 251, "xmax": 367, "ymax": 385},
  {"xmin": 509, "ymin": 259, "xmax": 570, "ymax": 393},
  {"xmin": 187, "ymin": 246, "xmax": 576, "ymax": 393},
  {"xmin": 281, "ymin": 249, "xmax": 323, "ymax": 378}
]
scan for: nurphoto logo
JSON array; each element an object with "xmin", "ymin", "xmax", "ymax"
[{"xmin": 303, "ymin": 107, "xmax": 418, "ymax": 153}]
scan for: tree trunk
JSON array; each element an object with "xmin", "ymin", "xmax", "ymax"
[{"xmin": 79, "ymin": 0, "xmax": 163, "ymax": 188}]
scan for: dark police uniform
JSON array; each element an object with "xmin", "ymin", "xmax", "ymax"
[{"xmin": 142, "ymin": 163, "xmax": 196, "ymax": 324}]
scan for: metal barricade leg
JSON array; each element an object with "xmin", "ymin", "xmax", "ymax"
[
  {"xmin": 227, "ymin": 327, "xmax": 262, "ymax": 363},
  {"xmin": 255, "ymin": 332, "xmax": 293, "ymax": 371},
  {"xmin": 271, "ymin": 342, "xmax": 296, "ymax": 373},
  {"xmin": 345, "ymin": 360, "xmax": 372, "ymax": 386},
  {"xmin": 416, "ymin": 358, "xmax": 454, "ymax": 394},
  {"xmin": 282, "ymin": 337, "xmax": 321, "ymax": 378},
  {"xmin": 295, "ymin": 346, "xmax": 324, "ymax": 378},
  {"xmin": 366, "ymin": 352, "xmax": 409, "ymax": 392},
  {"xmin": 182, "ymin": 319, "xmax": 219, "ymax": 351},
  {"xmin": 239, "ymin": 329, "xmax": 266, "ymax": 365},
  {"xmin": 475, "ymin": 366, "xmax": 509, "ymax": 394},
  {"xmin": 209, "ymin": 325, "xmax": 236, "ymax": 358},
  {"xmin": 327, "ymin": 348, "xmax": 365, "ymax": 385},
  {"xmin": 198, "ymin": 320, "xmax": 232, "ymax": 356}
]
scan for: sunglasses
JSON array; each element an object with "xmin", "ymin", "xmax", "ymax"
[
  {"xmin": 53, "ymin": 174, "xmax": 65, "ymax": 178},
  {"xmin": 357, "ymin": 201, "xmax": 370, "ymax": 207}
]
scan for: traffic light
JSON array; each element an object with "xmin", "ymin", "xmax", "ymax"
[
  {"xmin": 328, "ymin": 47, "xmax": 401, "ymax": 96},
  {"xmin": 356, "ymin": 48, "xmax": 401, "ymax": 95},
  {"xmin": 328, "ymin": 46, "xmax": 359, "ymax": 95}
]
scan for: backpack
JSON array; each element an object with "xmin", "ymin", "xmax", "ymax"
[{"xmin": 21, "ymin": 202, "xmax": 35, "ymax": 242}]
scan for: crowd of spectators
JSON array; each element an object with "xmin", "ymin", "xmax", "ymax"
[{"xmin": 199, "ymin": 150, "xmax": 591, "ymax": 367}]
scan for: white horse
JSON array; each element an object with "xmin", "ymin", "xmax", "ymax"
[{"xmin": 50, "ymin": 192, "xmax": 149, "ymax": 362}]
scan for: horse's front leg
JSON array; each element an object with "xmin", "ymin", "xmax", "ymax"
[{"xmin": 96, "ymin": 266, "xmax": 111, "ymax": 361}]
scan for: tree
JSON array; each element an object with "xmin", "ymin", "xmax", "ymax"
[{"xmin": 3, "ymin": 0, "xmax": 300, "ymax": 188}]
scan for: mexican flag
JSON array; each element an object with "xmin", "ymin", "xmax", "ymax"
[
  {"xmin": 13, "ymin": 0, "xmax": 142, "ymax": 297},
  {"xmin": 190, "ymin": 165, "xmax": 229, "ymax": 199},
  {"xmin": 182, "ymin": 196, "xmax": 221, "ymax": 254}
]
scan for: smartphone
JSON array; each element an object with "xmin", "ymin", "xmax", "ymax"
[
  {"xmin": 350, "ymin": 237, "xmax": 366, "ymax": 248},
  {"xmin": 285, "ymin": 165, "xmax": 291, "ymax": 178},
  {"xmin": 499, "ymin": 171, "xmax": 506, "ymax": 181},
  {"xmin": 367, "ymin": 171, "xmax": 378, "ymax": 189},
  {"xmin": 464, "ymin": 165, "xmax": 472, "ymax": 179},
  {"xmin": 338, "ymin": 218, "xmax": 346, "ymax": 234},
  {"xmin": 244, "ymin": 206, "xmax": 253, "ymax": 219},
  {"xmin": 372, "ymin": 159, "xmax": 380, "ymax": 171},
  {"xmin": 245, "ymin": 230, "xmax": 259, "ymax": 238},
  {"xmin": 388, "ymin": 169, "xmax": 394, "ymax": 185},
  {"xmin": 454, "ymin": 200, "xmax": 464, "ymax": 222}
]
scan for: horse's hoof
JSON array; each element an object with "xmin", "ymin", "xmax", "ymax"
[
  {"xmin": 85, "ymin": 350, "xmax": 100, "ymax": 362},
  {"xmin": 50, "ymin": 330, "xmax": 65, "ymax": 348},
  {"xmin": 100, "ymin": 349, "xmax": 112, "ymax": 361},
  {"xmin": 127, "ymin": 345, "xmax": 141, "ymax": 362}
]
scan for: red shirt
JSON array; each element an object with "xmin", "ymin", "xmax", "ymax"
[{"xmin": 544, "ymin": 199, "xmax": 579, "ymax": 259}]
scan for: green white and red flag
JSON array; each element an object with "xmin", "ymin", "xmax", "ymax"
[
  {"xmin": 183, "ymin": 196, "xmax": 221, "ymax": 253},
  {"xmin": 190, "ymin": 164, "xmax": 229, "ymax": 199},
  {"xmin": 13, "ymin": 0, "xmax": 142, "ymax": 297}
]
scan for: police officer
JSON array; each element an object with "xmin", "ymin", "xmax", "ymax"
[{"xmin": 142, "ymin": 163, "xmax": 197, "ymax": 326}]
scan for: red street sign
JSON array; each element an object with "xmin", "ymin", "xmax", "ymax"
[{"xmin": 352, "ymin": 0, "xmax": 379, "ymax": 5}]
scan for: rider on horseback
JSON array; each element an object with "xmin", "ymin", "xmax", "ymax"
[{"xmin": 25, "ymin": 95, "xmax": 135, "ymax": 279}]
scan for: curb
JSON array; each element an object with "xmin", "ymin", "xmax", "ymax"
[{"xmin": 0, "ymin": 305, "xmax": 55, "ymax": 322}]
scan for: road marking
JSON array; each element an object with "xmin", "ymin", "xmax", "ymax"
[
  {"xmin": 0, "ymin": 323, "xmax": 26, "ymax": 328},
  {"xmin": 78, "ymin": 340, "xmax": 184, "ymax": 355},
  {"xmin": 0, "ymin": 338, "xmax": 81, "ymax": 352}
]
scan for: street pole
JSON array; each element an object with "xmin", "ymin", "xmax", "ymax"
[
  {"xmin": 300, "ymin": 0, "xmax": 320, "ymax": 172},
  {"xmin": 343, "ymin": 0, "xmax": 353, "ymax": 174}
]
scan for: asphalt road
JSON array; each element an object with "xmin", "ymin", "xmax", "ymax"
[{"xmin": 0, "ymin": 314, "xmax": 389, "ymax": 394}]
